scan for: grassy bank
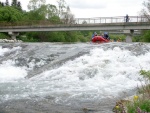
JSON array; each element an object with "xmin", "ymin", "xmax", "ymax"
[{"xmin": 113, "ymin": 70, "xmax": 150, "ymax": 113}]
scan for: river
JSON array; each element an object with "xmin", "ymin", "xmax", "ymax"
[{"xmin": 0, "ymin": 42, "xmax": 150, "ymax": 113}]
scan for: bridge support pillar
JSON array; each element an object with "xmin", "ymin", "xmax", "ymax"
[
  {"xmin": 8, "ymin": 32, "xmax": 19, "ymax": 41},
  {"xmin": 124, "ymin": 30, "xmax": 134, "ymax": 43}
]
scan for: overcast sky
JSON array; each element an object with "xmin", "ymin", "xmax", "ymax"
[{"xmin": 1, "ymin": 0, "xmax": 145, "ymax": 18}]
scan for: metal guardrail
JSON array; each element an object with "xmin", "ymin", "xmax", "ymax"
[
  {"xmin": 75, "ymin": 16, "xmax": 149, "ymax": 24},
  {"xmin": 0, "ymin": 20, "xmax": 56, "ymax": 26},
  {"xmin": 0, "ymin": 16, "xmax": 149, "ymax": 27}
]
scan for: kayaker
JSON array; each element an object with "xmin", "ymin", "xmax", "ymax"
[
  {"xmin": 91, "ymin": 32, "xmax": 97, "ymax": 39},
  {"xmin": 103, "ymin": 32, "xmax": 110, "ymax": 40},
  {"xmin": 94, "ymin": 32, "xmax": 97, "ymax": 36}
]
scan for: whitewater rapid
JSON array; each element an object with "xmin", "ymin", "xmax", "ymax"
[{"xmin": 0, "ymin": 42, "xmax": 150, "ymax": 112}]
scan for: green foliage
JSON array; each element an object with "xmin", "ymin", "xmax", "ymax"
[
  {"xmin": 18, "ymin": 35, "xmax": 38, "ymax": 42},
  {"xmin": 48, "ymin": 32, "xmax": 65, "ymax": 42},
  {"xmin": 5, "ymin": 0, "xmax": 9, "ymax": 6},
  {"xmin": 0, "ymin": 33, "xmax": 9, "ymax": 39},
  {"xmin": 24, "ymin": 6, "xmax": 46, "ymax": 21},
  {"xmin": 127, "ymin": 69, "xmax": 150, "ymax": 113},
  {"xmin": 49, "ymin": 15, "xmax": 61, "ymax": 24},
  {"xmin": 140, "ymin": 30, "xmax": 150, "ymax": 42},
  {"xmin": 12, "ymin": 1, "xmax": 22, "ymax": 11},
  {"xmin": 47, "ymin": 4, "xmax": 58, "ymax": 18},
  {"xmin": 64, "ymin": 31, "xmax": 78, "ymax": 42},
  {"xmin": 11, "ymin": 0, "xmax": 17, "ymax": 6},
  {"xmin": 139, "ymin": 69, "xmax": 150, "ymax": 98},
  {"xmin": 22, "ymin": 31, "xmax": 90, "ymax": 42},
  {"xmin": 24, "ymin": 4, "xmax": 60, "ymax": 23},
  {"xmin": 127, "ymin": 99, "xmax": 150, "ymax": 113},
  {"xmin": 28, "ymin": 0, "xmax": 46, "ymax": 10},
  {"xmin": 140, "ymin": 70, "xmax": 150, "ymax": 80},
  {"xmin": 80, "ymin": 31, "xmax": 92, "ymax": 37},
  {"xmin": 24, "ymin": 31, "xmax": 66, "ymax": 42},
  {"xmin": 0, "ymin": 0, "xmax": 91, "ymax": 42},
  {"xmin": 109, "ymin": 34, "xmax": 126, "ymax": 42},
  {"xmin": 0, "ymin": 6, "xmax": 23, "ymax": 22},
  {"xmin": 78, "ymin": 31, "xmax": 92, "ymax": 42},
  {"xmin": 78, "ymin": 35, "xmax": 89, "ymax": 42},
  {"xmin": 57, "ymin": 0, "xmax": 66, "ymax": 17},
  {"xmin": 0, "ymin": 2, "xmax": 4, "ymax": 7},
  {"xmin": 131, "ymin": 30, "xmax": 150, "ymax": 42},
  {"xmin": 132, "ymin": 36, "xmax": 141, "ymax": 42},
  {"xmin": 25, "ymin": 32, "xmax": 40, "ymax": 42}
]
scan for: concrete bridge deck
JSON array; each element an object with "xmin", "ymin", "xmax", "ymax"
[
  {"xmin": 0, "ymin": 16, "xmax": 150, "ymax": 32},
  {"xmin": 0, "ymin": 22, "xmax": 150, "ymax": 32},
  {"xmin": 0, "ymin": 16, "xmax": 149, "ymax": 42}
]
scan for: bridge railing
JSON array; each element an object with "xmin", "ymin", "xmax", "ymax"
[
  {"xmin": 75, "ymin": 16, "xmax": 149, "ymax": 24},
  {"xmin": 0, "ymin": 16, "xmax": 149, "ymax": 26},
  {"xmin": 0, "ymin": 20, "xmax": 58, "ymax": 26}
]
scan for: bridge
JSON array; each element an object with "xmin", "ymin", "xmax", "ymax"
[{"xmin": 0, "ymin": 16, "xmax": 150, "ymax": 42}]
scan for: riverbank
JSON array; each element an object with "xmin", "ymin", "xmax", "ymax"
[
  {"xmin": 0, "ymin": 39, "xmax": 22, "ymax": 43},
  {"xmin": 113, "ymin": 70, "xmax": 150, "ymax": 113}
]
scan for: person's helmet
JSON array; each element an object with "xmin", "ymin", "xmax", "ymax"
[{"xmin": 104, "ymin": 32, "xmax": 108, "ymax": 35}]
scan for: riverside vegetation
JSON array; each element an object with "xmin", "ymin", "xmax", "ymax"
[{"xmin": 113, "ymin": 70, "xmax": 150, "ymax": 113}]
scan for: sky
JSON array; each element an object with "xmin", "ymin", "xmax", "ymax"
[{"xmin": 1, "ymin": 0, "xmax": 145, "ymax": 18}]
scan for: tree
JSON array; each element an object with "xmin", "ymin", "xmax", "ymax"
[
  {"xmin": 140, "ymin": 30, "xmax": 150, "ymax": 42},
  {"xmin": 46, "ymin": 4, "xmax": 60, "ymax": 23},
  {"xmin": 47, "ymin": 4, "xmax": 58, "ymax": 18},
  {"xmin": 82, "ymin": 20, "xmax": 87, "ymax": 24},
  {"xmin": 11, "ymin": 0, "xmax": 17, "ymax": 7},
  {"xmin": 57, "ymin": 1, "xmax": 75, "ymax": 24},
  {"xmin": 17, "ymin": 1, "xmax": 22, "ymax": 10},
  {"xmin": 11, "ymin": 0, "xmax": 22, "ymax": 11},
  {"xmin": 24, "ymin": 9, "xmax": 45, "ymax": 21},
  {"xmin": 0, "ymin": 2, "xmax": 4, "ymax": 7},
  {"xmin": 36, "ymin": 5, "xmax": 47, "ymax": 20},
  {"xmin": 0, "ymin": 6, "xmax": 23, "ymax": 22},
  {"xmin": 49, "ymin": 15, "xmax": 61, "ymax": 24},
  {"xmin": 57, "ymin": 0, "xmax": 66, "ymax": 17},
  {"xmin": 139, "ymin": 0, "xmax": 150, "ymax": 42},
  {"xmin": 5, "ymin": 0, "xmax": 9, "ymax": 6},
  {"xmin": 61, "ymin": 6, "xmax": 75, "ymax": 24},
  {"xmin": 141, "ymin": 0, "xmax": 150, "ymax": 21},
  {"xmin": 24, "ymin": 3, "xmax": 48, "ymax": 21},
  {"xmin": 28, "ymin": 0, "xmax": 46, "ymax": 10},
  {"xmin": 26, "ymin": 3, "xmax": 61, "ymax": 23}
]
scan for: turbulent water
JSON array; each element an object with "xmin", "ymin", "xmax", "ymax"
[{"xmin": 0, "ymin": 42, "xmax": 150, "ymax": 113}]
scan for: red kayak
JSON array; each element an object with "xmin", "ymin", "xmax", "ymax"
[{"xmin": 92, "ymin": 36, "xmax": 109, "ymax": 43}]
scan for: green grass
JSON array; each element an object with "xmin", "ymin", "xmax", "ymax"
[
  {"xmin": 113, "ymin": 70, "xmax": 150, "ymax": 113},
  {"xmin": 0, "ymin": 33, "xmax": 9, "ymax": 39},
  {"xmin": 127, "ymin": 70, "xmax": 150, "ymax": 113},
  {"xmin": 127, "ymin": 99, "xmax": 150, "ymax": 113}
]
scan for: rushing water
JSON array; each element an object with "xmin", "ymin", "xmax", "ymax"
[{"xmin": 0, "ymin": 42, "xmax": 150, "ymax": 113}]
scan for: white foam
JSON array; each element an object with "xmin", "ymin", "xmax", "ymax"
[
  {"xmin": 0, "ymin": 46, "xmax": 10, "ymax": 56},
  {"xmin": 0, "ymin": 46, "xmax": 22, "ymax": 56},
  {"xmin": 0, "ymin": 60, "xmax": 27, "ymax": 82},
  {"xmin": 0, "ymin": 46, "xmax": 26, "ymax": 82},
  {"xmin": 1, "ymin": 45, "xmax": 150, "ymax": 103},
  {"xmin": 31, "ymin": 47, "xmax": 149, "ymax": 102}
]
